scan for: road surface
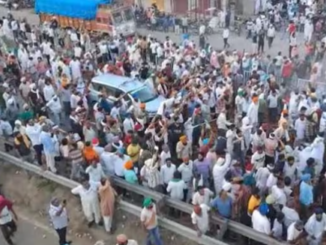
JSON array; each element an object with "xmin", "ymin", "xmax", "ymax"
[
  {"xmin": 0, "ymin": 217, "xmax": 60, "ymax": 245},
  {"xmin": 0, "ymin": 211, "xmax": 96, "ymax": 245},
  {"xmin": 0, "ymin": 7, "xmax": 308, "ymax": 57}
]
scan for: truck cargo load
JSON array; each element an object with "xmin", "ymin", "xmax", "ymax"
[{"xmin": 35, "ymin": 0, "xmax": 112, "ymax": 20}]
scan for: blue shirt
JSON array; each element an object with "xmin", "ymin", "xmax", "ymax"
[
  {"xmin": 187, "ymin": 101, "xmax": 196, "ymax": 116},
  {"xmin": 124, "ymin": 169, "xmax": 138, "ymax": 184},
  {"xmin": 211, "ymin": 196, "xmax": 233, "ymax": 218},
  {"xmin": 299, "ymin": 181, "xmax": 313, "ymax": 206},
  {"xmin": 40, "ymin": 131, "xmax": 55, "ymax": 154}
]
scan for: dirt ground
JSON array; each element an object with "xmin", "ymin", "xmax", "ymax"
[{"xmin": 0, "ymin": 164, "xmax": 197, "ymax": 245}]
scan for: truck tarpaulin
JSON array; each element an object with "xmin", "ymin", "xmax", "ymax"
[{"xmin": 35, "ymin": 0, "xmax": 112, "ymax": 20}]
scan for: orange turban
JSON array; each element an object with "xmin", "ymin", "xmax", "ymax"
[
  {"xmin": 180, "ymin": 135, "xmax": 187, "ymax": 142},
  {"xmin": 124, "ymin": 160, "xmax": 133, "ymax": 170}
]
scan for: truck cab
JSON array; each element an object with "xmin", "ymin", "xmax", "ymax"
[{"xmin": 96, "ymin": 5, "xmax": 136, "ymax": 36}]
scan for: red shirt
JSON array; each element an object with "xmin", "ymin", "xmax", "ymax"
[
  {"xmin": 124, "ymin": 134, "xmax": 132, "ymax": 146},
  {"xmin": 288, "ymin": 23, "xmax": 296, "ymax": 34},
  {"xmin": 282, "ymin": 62, "xmax": 293, "ymax": 78}
]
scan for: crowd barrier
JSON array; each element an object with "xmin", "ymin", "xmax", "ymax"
[{"xmin": 0, "ymin": 138, "xmax": 286, "ymax": 245}]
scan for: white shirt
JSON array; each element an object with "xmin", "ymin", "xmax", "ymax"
[
  {"xmin": 199, "ymin": 25, "xmax": 206, "ymax": 35},
  {"xmin": 150, "ymin": 42, "xmax": 159, "ymax": 54},
  {"xmin": 272, "ymin": 219, "xmax": 283, "ymax": 239},
  {"xmin": 110, "ymin": 106, "xmax": 120, "ymax": 120},
  {"xmin": 287, "ymin": 222, "xmax": 302, "ymax": 241},
  {"xmin": 85, "ymin": 164, "xmax": 105, "ymax": 183},
  {"xmin": 160, "ymin": 164, "xmax": 176, "ymax": 184},
  {"xmin": 267, "ymin": 94, "xmax": 278, "ymax": 108},
  {"xmin": 252, "ymin": 210, "xmax": 271, "ymax": 235},
  {"xmin": 217, "ymin": 112, "xmax": 229, "ymax": 131},
  {"xmin": 294, "ymin": 118, "xmax": 305, "ymax": 140},
  {"xmin": 167, "ymin": 180, "xmax": 187, "ymax": 200},
  {"xmin": 251, "ymin": 152, "xmax": 266, "ymax": 169},
  {"xmin": 192, "ymin": 189, "xmax": 214, "ymax": 206},
  {"xmin": 289, "ymin": 35, "xmax": 297, "ymax": 46},
  {"xmin": 0, "ymin": 206, "xmax": 13, "ymax": 225},
  {"xmin": 49, "ymin": 204, "xmax": 68, "ymax": 229},
  {"xmin": 114, "ymin": 155, "xmax": 130, "ymax": 177},
  {"xmin": 177, "ymin": 162, "xmax": 193, "ymax": 184},
  {"xmin": 100, "ymin": 152, "xmax": 115, "ymax": 175},
  {"xmin": 305, "ymin": 213, "xmax": 326, "ymax": 240},
  {"xmin": 255, "ymin": 167, "xmax": 270, "ymax": 189},
  {"xmin": 25, "ymin": 124, "xmax": 42, "ymax": 146},
  {"xmin": 159, "ymin": 151, "xmax": 171, "ymax": 166},
  {"xmin": 74, "ymin": 47, "xmax": 83, "ymax": 58},
  {"xmin": 43, "ymin": 85, "xmax": 55, "ymax": 102},
  {"xmin": 191, "ymin": 204, "xmax": 210, "ymax": 233},
  {"xmin": 156, "ymin": 46, "xmax": 163, "ymax": 58},
  {"xmin": 71, "ymin": 182, "xmax": 99, "ymax": 202},
  {"xmin": 266, "ymin": 174, "xmax": 277, "ymax": 190},
  {"xmin": 11, "ymin": 20, "xmax": 18, "ymax": 30},
  {"xmin": 123, "ymin": 118, "xmax": 135, "ymax": 134},
  {"xmin": 222, "ymin": 29, "xmax": 229, "ymax": 38},
  {"xmin": 267, "ymin": 27, "xmax": 275, "ymax": 37},
  {"xmin": 140, "ymin": 204, "xmax": 158, "ymax": 230},
  {"xmin": 271, "ymin": 185, "xmax": 287, "ymax": 206},
  {"xmin": 46, "ymin": 96, "xmax": 62, "ymax": 113},
  {"xmin": 282, "ymin": 206, "xmax": 299, "ymax": 228}
]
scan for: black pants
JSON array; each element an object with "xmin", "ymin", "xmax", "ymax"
[
  {"xmin": 258, "ymin": 42, "xmax": 264, "ymax": 53},
  {"xmin": 223, "ymin": 38, "xmax": 229, "ymax": 48},
  {"xmin": 289, "ymin": 45, "xmax": 293, "ymax": 58},
  {"xmin": 268, "ymin": 37, "xmax": 274, "ymax": 48},
  {"xmin": 33, "ymin": 144, "xmax": 43, "ymax": 166},
  {"xmin": 1, "ymin": 220, "xmax": 17, "ymax": 245},
  {"xmin": 55, "ymin": 227, "xmax": 67, "ymax": 245},
  {"xmin": 269, "ymin": 107, "xmax": 278, "ymax": 123}
]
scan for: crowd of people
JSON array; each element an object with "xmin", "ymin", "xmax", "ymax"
[{"xmin": 1, "ymin": 0, "xmax": 326, "ymax": 245}]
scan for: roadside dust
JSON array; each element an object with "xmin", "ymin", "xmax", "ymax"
[{"xmin": 0, "ymin": 164, "xmax": 197, "ymax": 245}]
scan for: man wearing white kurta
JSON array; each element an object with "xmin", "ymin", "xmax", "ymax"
[
  {"xmin": 305, "ymin": 209, "xmax": 326, "ymax": 245},
  {"xmin": 311, "ymin": 134, "xmax": 325, "ymax": 175},
  {"xmin": 212, "ymin": 154, "xmax": 231, "ymax": 194},
  {"xmin": 71, "ymin": 181, "xmax": 101, "ymax": 226},
  {"xmin": 85, "ymin": 162, "xmax": 106, "ymax": 183}
]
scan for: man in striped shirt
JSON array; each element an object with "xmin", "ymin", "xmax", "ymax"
[{"xmin": 68, "ymin": 142, "xmax": 84, "ymax": 180}]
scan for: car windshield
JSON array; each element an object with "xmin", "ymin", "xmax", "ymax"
[
  {"xmin": 112, "ymin": 12, "xmax": 123, "ymax": 24},
  {"xmin": 130, "ymin": 86, "xmax": 157, "ymax": 103},
  {"xmin": 124, "ymin": 8, "xmax": 134, "ymax": 21}
]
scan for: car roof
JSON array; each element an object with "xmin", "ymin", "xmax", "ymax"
[{"xmin": 92, "ymin": 73, "xmax": 144, "ymax": 93}]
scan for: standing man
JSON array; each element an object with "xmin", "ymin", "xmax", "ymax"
[
  {"xmin": 181, "ymin": 16, "xmax": 188, "ymax": 34},
  {"xmin": 49, "ymin": 197, "xmax": 71, "ymax": 245},
  {"xmin": 222, "ymin": 28, "xmax": 230, "ymax": 48},
  {"xmin": 0, "ymin": 195, "xmax": 18, "ymax": 245},
  {"xmin": 140, "ymin": 197, "xmax": 163, "ymax": 245}
]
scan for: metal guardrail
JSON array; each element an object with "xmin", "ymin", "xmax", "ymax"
[
  {"xmin": 0, "ymin": 151, "xmax": 228, "ymax": 245},
  {"xmin": 0, "ymin": 138, "xmax": 286, "ymax": 245}
]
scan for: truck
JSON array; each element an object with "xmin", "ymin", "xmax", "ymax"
[{"xmin": 35, "ymin": 0, "xmax": 136, "ymax": 36}]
